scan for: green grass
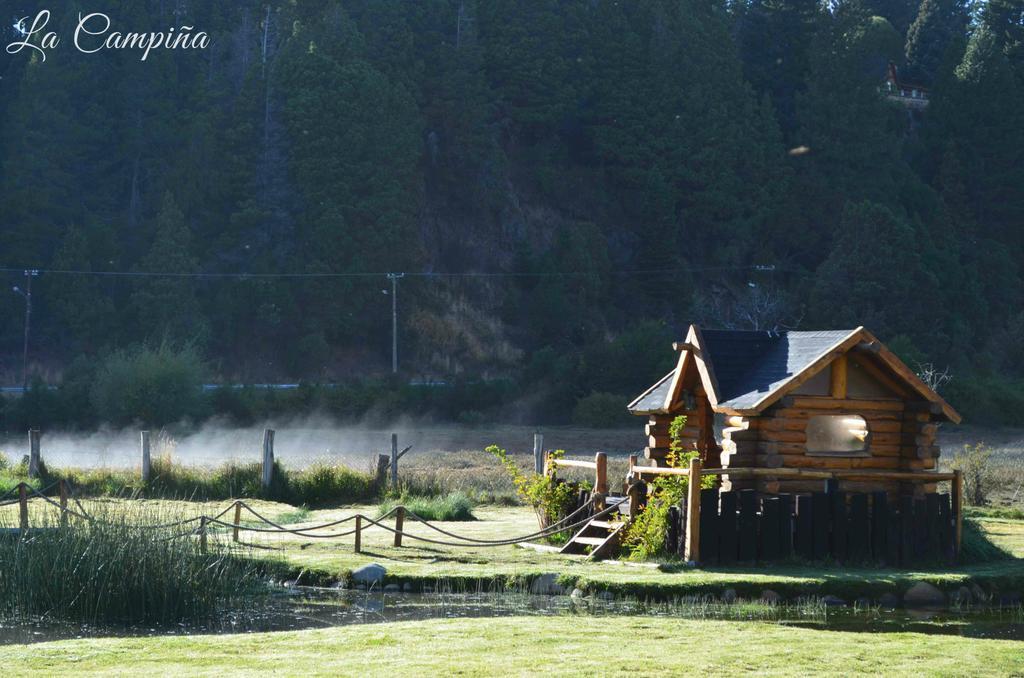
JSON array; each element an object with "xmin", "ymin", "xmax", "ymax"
[
  {"xmin": 1, "ymin": 458, "xmax": 377, "ymax": 507},
  {"xmin": 967, "ymin": 505, "xmax": 1024, "ymax": 521},
  {"xmin": 379, "ymin": 492, "xmax": 476, "ymax": 521},
  {"xmin": 4, "ymin": 499, "xmax": 1022, "ymax": 605},
  {"xmin": 1, "ymin": 616, "xmax": 1022, "ymax": 676}
]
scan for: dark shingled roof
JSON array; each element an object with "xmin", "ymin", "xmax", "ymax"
[
  {"xmin": 704, "ymin": 329, "xmax": 857, "ymax": 410},
  {"xmin": 627, "ymin": 370, "xmax": 674, "ymax": 414}
]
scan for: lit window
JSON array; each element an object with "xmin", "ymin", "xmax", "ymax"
[{"xmin": 806, "ymin": 415, "xmax": 870, "ymax": 456}]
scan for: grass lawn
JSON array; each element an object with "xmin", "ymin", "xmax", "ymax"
[
  {"xmin": 4, "ymin": 498, "xmax": 1022, "ymax": 601},
  {"xmin": 2, "ymin": 615, "xmax": 1022, "ymax": 676}
]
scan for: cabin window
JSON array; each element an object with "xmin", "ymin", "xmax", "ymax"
[{"xmin": 805, "ymin": 415, "xmax": 870, "ymax": 456}]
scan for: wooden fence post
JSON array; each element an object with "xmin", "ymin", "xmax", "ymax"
[
  {"xmin": 374, "ymin": 454, "xmax": 389, "ymax": 489},
  {"xmin": 233, "ymin": 501, "xmax": 242, "ymax": 543},
  {"xmin": 27, "ymin": 429, "xmax": 41, "ymax": 478},
  {"xmin": 533, "ymin": 432, "xmax": 544, "ymax": 474},
  {"xmin": 390, "ymin": 434, "xmax": 399, "ymax": 491},
  {"xmin": 140, "ymin": 430, "xmax": 151, "ymax": 483},
  {"xmin": 18, "ymin": 483, "xmax": 28, "ymax": 535},
  {"xmin": 685, "ymin": 457, "xmax": 703, "ymax": 562},
  {"xmin": 354, "ymin": 515, "xmax": 362, "ymax": 553},
  {"xmin": 595, "ymin": 452, "xmax": 608, "ymax": 495},
  {"xmin": 394, "ymin": 506, "xmax": 405, "ymax": 547},
  {"xmin": 952, "ymin": 469, "xmax": 963, "ymax": 559},
  {"xmin": 543, "ymin": 451, "xmax": 551, "ymax": 477},
  {"xmin": 59, "ymin": 479, "xmax": 68, "ymax": 528},
  {"xmin": 261, "ymin": 429, "xmax": 275, "ymax": 489},
  {"xmin": 199, "ymin": 516, "xmax": 208, "ymax": 554}
]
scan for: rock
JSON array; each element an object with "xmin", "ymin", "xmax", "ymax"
[
  {"xmin": 949, "ymin": 586, "xmax": 973, "ymax": 606},
  {"xmin": 904, "ymin": 582, "xmax": 946, "ymax": 608},
  {"xmin": 722, "ymin": 588, "xmax": 737, "ymax": 604},
  {"xmin": 822, "ymin": 595, "xmax": 847, "ymax": 607},
  {"xmin": 760, "ymin": 590, "xmax": 782, "ymax": 604},
  {"xmin": 571, "ymin": 588, "xmax": 586, "ymax": 599},
  {"xmin": 351, "ymin": 563, "xmax": 387, "ymax": 585},
  {"xmin": 878, "ymin": 593, "xmax": 900, "ymax": 609},
  {"xmin": 402, "ymin": 582, "xmax": 413, "ymax": 593},
  {"xmin": 530, "ymin": 573, "xmax": 566, "ymax": 595},
  {"xmin": 383, "ymin": 584, "xmax": 401, "ymax": 593}
]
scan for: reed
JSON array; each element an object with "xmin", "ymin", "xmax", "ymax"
[{"xmin": 0, "ymin": 503, "xmax": 269, "ymax": 626}]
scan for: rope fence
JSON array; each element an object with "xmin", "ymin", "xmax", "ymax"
[{"xmin": 1, "ymin": 481, "xmax": 613, "ymax": 553}]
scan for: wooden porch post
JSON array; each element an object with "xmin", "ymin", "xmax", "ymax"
[{"xmin": 685, "ymin": 457, "xmax": 702, "ymax": 562}]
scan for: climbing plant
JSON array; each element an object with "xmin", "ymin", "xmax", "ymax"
[{"xmin": 623, "ymin": 415, "xmax": 713, "ymax": 560}]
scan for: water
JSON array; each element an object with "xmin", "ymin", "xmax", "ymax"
[{"xmin": 0, "ymin": 588, "xmax": 1021, "ymax": 645}]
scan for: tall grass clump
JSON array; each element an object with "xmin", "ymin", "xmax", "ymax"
[
  {"xmin": 379, "ymin": 492, "xmax": 476, "ymax": 521},
  {"xmin": 0, "ymin": 505, "xmax": 268, "ymax": 626}
]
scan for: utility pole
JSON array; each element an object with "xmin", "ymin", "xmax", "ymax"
[
  {"xmin": 12, "ymin": 270, "xmax": 38, "ymax": 391},
  {"xmin": 386, "ymin": 273, "xmax": 405, "ymax": 374}
]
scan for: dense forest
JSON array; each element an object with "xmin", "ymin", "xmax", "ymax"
[{"xmin": 1, "ymin": 0, "xmax": 1022, "ymax": 427}]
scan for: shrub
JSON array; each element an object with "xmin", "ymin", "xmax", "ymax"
[
  {"xmin": 90, "ymin": 343, "xmax": 206, "ymax": 426},
  {"xmin": 951, "ymin": 443, "xmax": 994, "ymax": 506},
  {"xmin": 572, "ymin": 391, "xmax": 631, "ymax": 428},
  {"xmin": 487, "ymin": 445, "xmax": 582, "ymax": 530},
  {"xmin": 379, "ymin": 492, "xmax": 476, "ymax": 521}
]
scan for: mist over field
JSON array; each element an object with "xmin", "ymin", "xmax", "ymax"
[{"xmin": 0, "ymin": 420, "xmax": 642, "ymax": 470}]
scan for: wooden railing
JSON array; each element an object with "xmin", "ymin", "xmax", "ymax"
[
  {"xmin": 545, "ymin": 452, "xmax": 608, "ymax": 495},
  {"xmin": 627, "ymin": 456, "xmax": 964, "ymax": 564}
]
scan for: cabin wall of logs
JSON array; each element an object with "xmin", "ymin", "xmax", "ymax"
[
  {"xmin": 719, "ymin": 394, "xmax": 941, "ymax": 496},
  {"xmin": 645, "ymin": 388, "xmax": 720, "ymax": 468}
]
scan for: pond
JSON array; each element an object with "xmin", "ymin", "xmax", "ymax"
[{"xmin": 0, "ymin": 588, "xmax": 1021, "ymax": 645}]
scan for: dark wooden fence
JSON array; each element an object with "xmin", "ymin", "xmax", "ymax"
[{"xmin": 665, "ymin": 488, "xmax": 956, "ymax": 566}]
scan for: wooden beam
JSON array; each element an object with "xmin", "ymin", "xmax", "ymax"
[
  {"xmin": 595, "ymin": 452, "xmax": 608, "ymax": 494},
  {"xmin": 779, "ymin": 396, "xmax": 904, "ymax": 412},
  {"xmin": 830, "ymin": 354, "xmax": 848, "ymax": 399},
  {"xmin": 953, "ymin": 469, "xmax": 963, "ymax": 559},
  {"xmin": 672, "ymin": 341, "xmax": 699, "ymax": 353},
  {"xmin": 549, "ymin": 458, "xmax": 598, "ymax": 471},
  {"xmin": 684, "ymin": 457, "xmax": 702, "ymax": 562},
  {"xmin": 703, "ymin": 467, "xmax": 956, "ymax": 482},
  {"xmin": 633, "ymin": 466, "xmax": 691, "ymax": 477}
]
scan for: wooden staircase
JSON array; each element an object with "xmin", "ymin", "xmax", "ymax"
[{"xmin": 559, "ymin": 495, "xmax": 631, "ymax": 560}]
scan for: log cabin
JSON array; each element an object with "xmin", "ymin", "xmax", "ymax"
[{"xmin": 627, "ymin": 325, "xmax": 960, "ymax": 496}]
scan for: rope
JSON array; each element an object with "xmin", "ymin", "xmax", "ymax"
[
  {"xmin": 236, "ymin": 501, "xmax": 398, "ymax": 534},
  {"xmin": 357, "ymin": 500, "xmax": 622, "ymax": 548},
  {"xmin": 9, "ymin": 481, "xmax": 627, "ymax": 551},
  {"xmin": 403, "ymin": 497, "xmax": 598, "ymax": 544},
  {"xmin": 206, "ymin": 516, "xmax": 361, "ymax": 539}
]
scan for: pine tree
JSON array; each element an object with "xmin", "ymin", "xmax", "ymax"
[
  {"xmin": 46, "ymin": 226, "xmax": 115, "ymax": 353},
  {"xmin": 130, "ymin": 193, "xmax": 209, "ymax": 346},
  {"xmin": 737, "ymin": 0, "xmax": 822, "ymax": 136},
  {"xmin": 904, "ymin": 0, "xmax": 970, "ymax": 84}
]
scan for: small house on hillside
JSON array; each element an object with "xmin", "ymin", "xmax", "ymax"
[
  {"xmin": 884, "ymin": 62, "xmax": 929, "ymax": 109},
  {"xmin": 628, "ymin": 325, "xmax": 960, "ymax": 496}
]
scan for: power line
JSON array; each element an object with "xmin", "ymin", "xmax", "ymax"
[{"xmin": 0, "ymin": 264, "xmax": 784, "ymax": 280}]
